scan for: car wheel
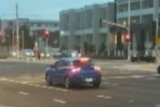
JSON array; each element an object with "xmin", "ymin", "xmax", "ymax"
[
  {"xmin": 93, "ymin": 82, "xmax": 100, "ymax": 88},
  {"xmin": 64, "ymin": 77, "xmax": 71, "ymax": 89},
  {"xmin": 46, "ymin": 74, "xmax": 52, "ymax": 85}
]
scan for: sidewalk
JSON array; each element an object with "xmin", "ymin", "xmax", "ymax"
[{"xmin": 110, "ymin": 63, "xmax": 156, "ymax": 72}]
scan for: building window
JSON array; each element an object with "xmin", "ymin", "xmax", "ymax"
[
  {"xmin": 131, "ymin": 16, "xmax": 140, "ymax": 23},
  {"xmin": 141, "ymin": 0, "xmax": 153, "ymax": 8},
  {"xmin": 118, "ymin": 4, "xmax": 128, "ymax": 12},
  {"xmin": 54, "ymin": 24, "xmax": 58, "ymax": 27},
  {"xmin": 141, "ymin": 14, "xmax": 153, "ymax": 23},
  {"xmin": 131, "ymin": 2, "xmax": 140, "ymax": 10},
  {"xmin": 37, "ymin": 23, "xmax": 41, "ymax": 27}
]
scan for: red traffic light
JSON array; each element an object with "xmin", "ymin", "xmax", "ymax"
[
  {"xmin": 125, "ymin": 34, "xmax": 130, "ymax": 42},
  {"xmin": 42, "ymin": 29, "xmax": 49, "ymax": 38}
]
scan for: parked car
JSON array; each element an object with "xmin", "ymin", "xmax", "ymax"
[
  {"xmin": 61, "ymin": 50, "xmax": 81, "ymax": 58},
  {"xmin": 19, "ymin": 49, "xmax": 34, "ymax": 59},
  {"xmin": 130, "ymin": 53, "xmax": 156, "ymax": 62}
]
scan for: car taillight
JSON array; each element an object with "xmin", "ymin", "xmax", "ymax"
[
  {"xmin": 94, "ymin": 66, "xmax": 101, "ymax": 71},
  {"xmin": 71, "ymin": 67, "xmax": 81, "ymax": 73}
]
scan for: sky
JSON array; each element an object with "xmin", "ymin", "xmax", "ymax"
[{"xmin": 0, "ymin": 0, "xmax": 113, "ymax": 20}]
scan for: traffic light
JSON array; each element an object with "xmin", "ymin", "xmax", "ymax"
[
  {"xmin": 125, "ymin": 33, "xmax": 130, "ymax": 43},
  {"xmin": 99, "ymin": 18, "xmax": 103, "ymax": 27},
  {"xmin": 42, "ymin": 29, "xmax": 49, "ymax": 38}
]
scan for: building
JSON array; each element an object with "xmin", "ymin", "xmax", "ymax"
[
  {"xmin": 60, "ymin": 2, "xmax": 116, "ymax": 55},
  {"xmin": 29, "ymin": 19, "xmax": 59, "ymax": 50},
  {"xmin": 116, "ymin": 0, "xmax": 160, "ymax": 55},
  {"xmin": 0, "ymin": 19, "xmax": 59, "ymax": 51}
]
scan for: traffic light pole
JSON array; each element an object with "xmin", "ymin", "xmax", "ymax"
[
  {"xmin": 101, "ymin": 20, "xmax": 130, "ymax": 59},
  {"xmin": 127, "ymin": 0, "xmax": 131, "ymax": 61},
  {"xmin": 45, "ymin": 37, "xmax": 48, "ymax": 53},
  {"xmin": 16, "ymin": 3, "xmax": 20, "ymax": 59}
]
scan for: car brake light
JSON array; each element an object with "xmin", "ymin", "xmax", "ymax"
[
  {"xmin": 71, "ymin": 67, "xmax": 81, "ymax": 73},
  {"xmin": 94, "ymin": 66, "xmax": 101, "ymax": 71},
  {"xmin": 80, "ymin": 57, "xmax": 89, "ymax": 62}
]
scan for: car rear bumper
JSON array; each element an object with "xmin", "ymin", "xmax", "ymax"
[{"xmin": 68, "ymin": 74, "xmax": 101, "ymax": 85}]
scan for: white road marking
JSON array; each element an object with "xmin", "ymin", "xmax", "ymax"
[
  {"xmin": 131, "ymin": 75, "xmax": 146, "ymax": 79},
  {"xmin": 156, "ymin": 104, "xmax": 160, "ymax": 107},
  {"xmin": 97, "ymin": 95, "xmax": 112, "ymax": 100},
  {"xmin": 0, "ymin": 105, "xmax": 13, "ymax": 107},
  {"xmin": 112, "ymin": 83, "xmax": 119, "ymax": 86},
  {"xmin": 18, "ymin": 91, "xmax": 29, "ymax": 96},
  {"xmin": 128, "ymin": 99, "xmax": 134, "ymax": 103},
  {"xmin": 102, "ymin": 82, "xmax": 111, "ymax": 85},
  {"xmin": 53, "ymin": 99, "xmax": 67, "ymax": 104},
  {"xmin": 21, "ymin": 81, "xmax": 29, "ymax": 84},
  {"xmin": 0, "ymin": 77, "xmax": 68, "ymax": 92},
  {"xmin": 146, "ymin": 77, "xmax": 156, "ymax": 80}
]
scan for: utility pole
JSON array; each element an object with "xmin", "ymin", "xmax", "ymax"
[
  {"xmin": 127, "ymin": 0, "xmax": 131, "ymax": 60},
  {"xmin": 12, "ymin": 29, "xmax": 15, "ymax": 51},
  {"xmin": 154, "ymin": 0, "xmax": 159, "ymax": 59},
  {"xmin": 16, "ymin": 3, "xmax": 19, "ymax": 58},
  {"xmin": 21, "ymin": 31, "xmax": 24, "ymax": 50}
]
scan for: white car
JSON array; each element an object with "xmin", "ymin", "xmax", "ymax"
[{"xmin": 19, "ymin": 49, "xmax": 34, "ymax": 59}]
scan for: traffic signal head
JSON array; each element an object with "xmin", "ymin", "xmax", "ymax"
[
  {"xmin": 125, "ymin": 34, "xmax": 130, "ymax": 42},
  {"xmin": 42, "ymin": 29, "xmax": 49, "ymax": 38}
]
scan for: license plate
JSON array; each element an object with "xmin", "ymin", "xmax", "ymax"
[{"xmin": 85, "ymin": 78, "xmax": 93, "ymax": 82}]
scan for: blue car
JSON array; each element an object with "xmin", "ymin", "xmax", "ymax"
[{"xmin": 45, "ymin": 57, "xmax": 101, "ymax": 88}]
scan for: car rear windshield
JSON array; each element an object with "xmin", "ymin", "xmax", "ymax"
[{"xmin": 73, "ymin": 59, "xmax": 94, "ymax": 67}]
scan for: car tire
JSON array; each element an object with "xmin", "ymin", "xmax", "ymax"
[
  {"xmin": 93, "ymin": 82, "xmax": 100, "ymax": 88},
  {"xmin": 64, "ymin": 77, "xmax": 71, "ymax": 89},
  {"xmin": 46, "ymin": 74, "xmax": 52, "ymax": 86}
]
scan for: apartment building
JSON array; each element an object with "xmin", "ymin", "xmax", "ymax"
[{"xmin": 60, "ymin": 2, "xmax": 115, "ymax": 55}]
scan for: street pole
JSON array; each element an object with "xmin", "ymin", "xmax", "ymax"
[
  {"xmin": 12, "ymin": 29, "xmax": 15, "ymax": 51},
  {"xmin": 127, "ymin": 0, "xmax": 131, "ymax": 61},
  {"xmin": 22, "ymin": 31, "xmax": 24, "ymax": 50},
  {"xmin": 45, "ymin": 38, "xmax": 48, "ymax": 53},
  {"xmin": 16, "ymin": 3, "xmax": 19, "ymax": 59},
  {"xmin": 155, "ymin": 0, "xmax": 159, "ymax": 59}
]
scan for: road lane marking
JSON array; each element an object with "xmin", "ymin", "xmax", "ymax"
[
  {"xmin": 156, "ymin": 104, "xmax": 160, "ymax": 107},
  {"xmin": 18, "ymin": 91, "xmax": 29, "ymax": 96},
  {"xmin": 53, "ymin": 99, "xmax": 67, "ymax": 104},
  {"xmin": 131, "ymin": 75, "xmax": 146, "ymax": 79},
  {"xmin": 128, "ymin": 99, "xmax": 134, "ymax": 103},
  {"xmin": 0, "ymin": 105, "xmax": 13, "ymax": 107},
  {"xmin": 97, "ymin": 95, "xmax": 112, "ymax": 100},
  {"xmin": 0, "ymin": 78, "xmax": 68, "ymax": 92},
  {"xmin": 146, "ymin": 77, "xmax": 156, "ymax": 80},
  {"xmin": 102, "ymin": 82, "xmax": 111, "ymax": 85},
  {"xmin": 112, "ymin": 83, "xmax": 119, "ymax": 86}
]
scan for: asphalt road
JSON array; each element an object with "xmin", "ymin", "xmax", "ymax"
[{"xmin": 0, "ymin": 61, "xmax": 159, "ymax": 107}]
